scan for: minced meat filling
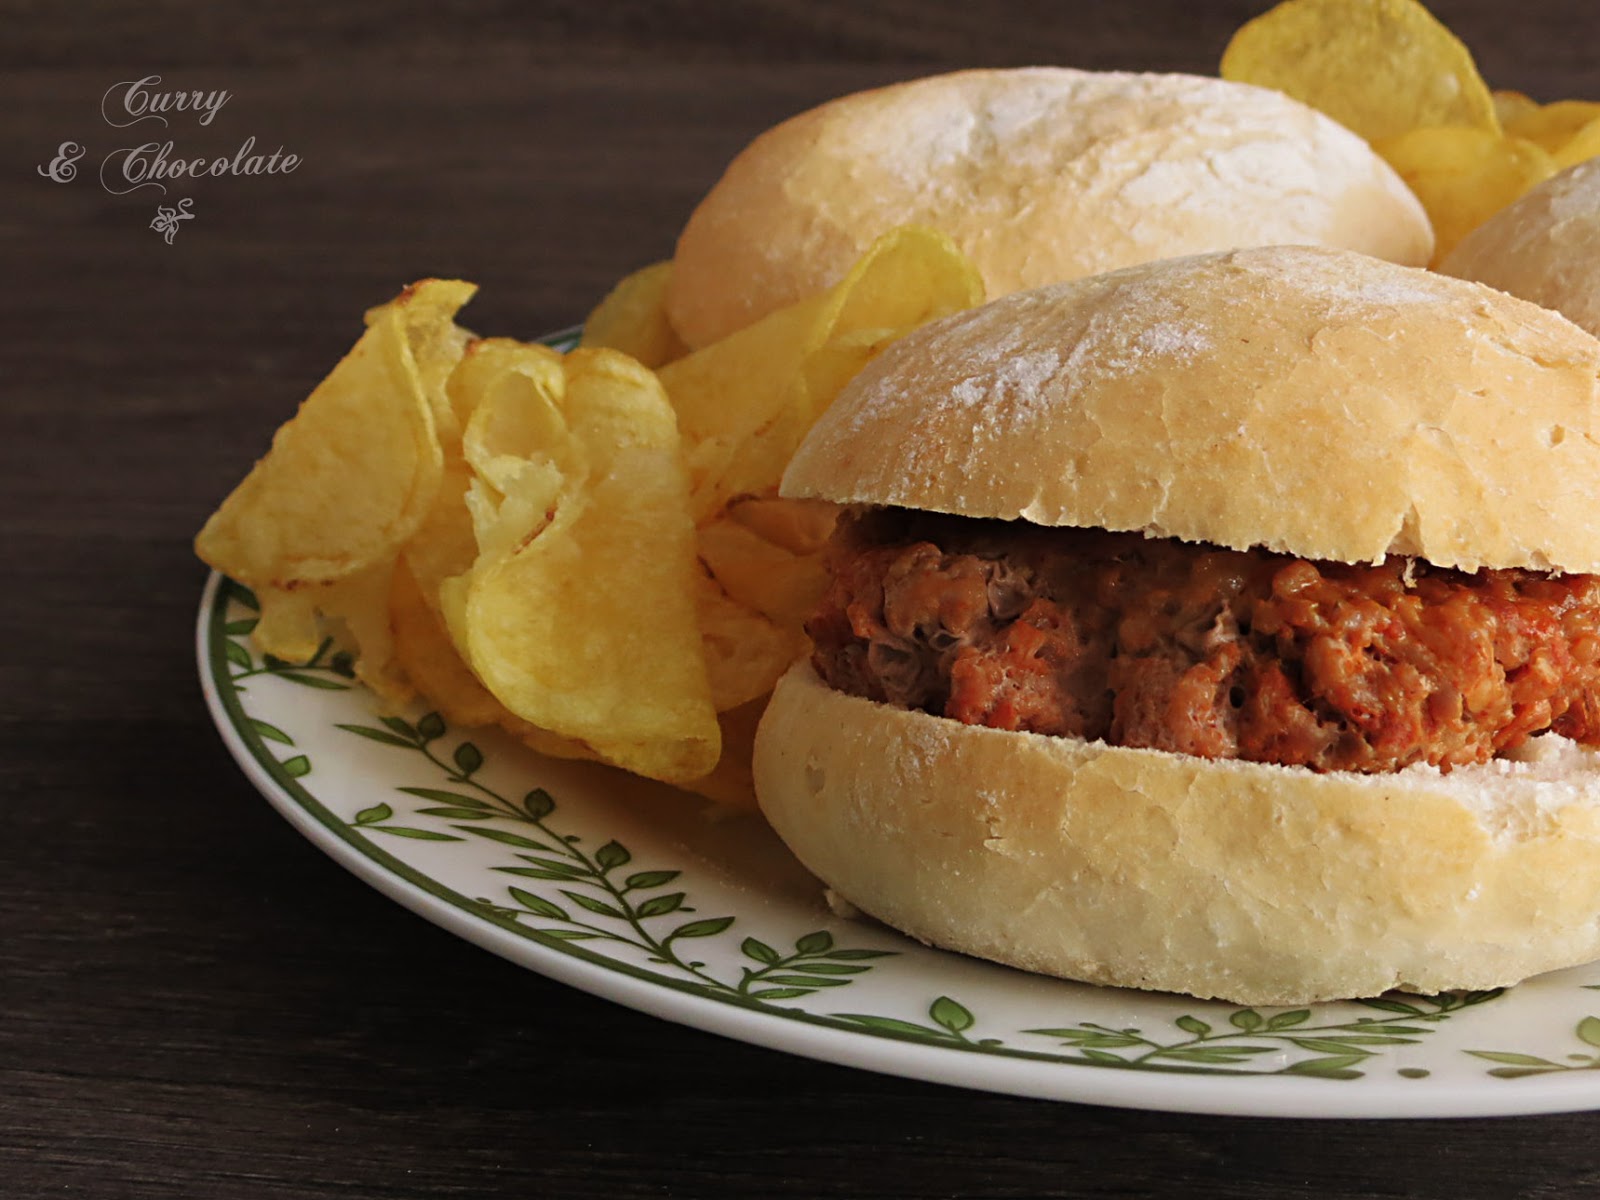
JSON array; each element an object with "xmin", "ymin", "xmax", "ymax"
[{"xmin": 806, "ymin": 508, "xmax": 1600, "ymax": 773}]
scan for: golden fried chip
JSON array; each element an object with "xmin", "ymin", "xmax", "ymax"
[
  {"xmin": 1493, "ymin": 90, "xmax": 1540, "ymax": 130},
  {"xmin": 399, "ymin": 459, "xmax": 479, "ymax": 615},
  {"xmin": 393, "ymin": 557, "xmax": 599, "ymax": 760},
  {"xmin": 407, "ymin": 338, "xmax": 603, "ymax": 745},
  {"xmin": 251, "ymin": 585, "xmax": 323, "ymax": 663},
  {"xmin": 196, "ymin": 279, "xmax": 474, "ymax": 589},
  {"xmin": 656, "ymin": 233, "xmax": 968, "ymax": 722},
  {"xmin": 448, "ymin": 347, "xmax": 720, "ymax": 784},
  {"xmin": 507, "ymin": 720, "xmax": 601, "ymax": 764},
  {"xmin": 390, "ymin": 557, "xmax": 508, "ymax": 728},
  {"xmin": 453, "ymin": 338, "xmax": 573, "ymax": 561},
  {"xmin": 697, "ymin": 516, "xmax": 829, "ymax": 631},
  {"xmin": 694, "ymin": 497, "xmax": 836, "ymax": 712},
  {"xmin": 675, "ymin": 698, "xmax": 765, "ymax": 809},
  {"xmin": 408, "ymin": 291, "xmax": 475, "ymax": 451},
  {"xmin": 453, "ymin": 338, "xmax": 566, "ymax": 459},
  {"xmin": 1555, "ymin": 116, "xmax": 1600, "ymax": 170},
  {"xmin": 800, "ymin": 229, "xmax": 985, "ymax": 415},
  {"xmin": 1377, "ymin": 126, "xmax": 1556, "ymax": 259},
  {"xmin": 1502, "ymin": 100, "xmax": 1600, "ymax": 155},
  {"xmin": 693, "ymin": 572, "xmax": 808, "ymax": 712},
  {"xmin": 401, "ymin": 338, "xmax": 566, "ymax": 615},
  {"xmin": 725, "ymin": 495, "xmax": 839, "ymax": 557},
  {"xmin": 658, "ymin": 226, "xmax": 982, "ymax": 523},
  {"xmin": 580, "ymin": 261, "xmax": 689, "ymax": 369},
  {"xmin": 1221, "ymin": 0, "xmax": 1498, "ymax": 143},
  {"xmin": 250, "ymin": 561, "xmax": 411, "ymax": 706},
  {"xmin": 656, "ymin": 293, "xmax": 832, "ymax": 524},
  {"xmin": 323, "ymin": 561, "xmax": 412, "ymax": 704}
]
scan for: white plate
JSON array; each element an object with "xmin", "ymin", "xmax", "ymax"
[
  {"xmin": 196, "ymin": 322, "xmax": 1600, "ymax": 1117},
  {"xmin": 197, "ymin": 568, "xmax": 1600, "ymax": 1118}
]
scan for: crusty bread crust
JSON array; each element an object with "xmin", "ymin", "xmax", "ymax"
[
  {"xmin": 782, "ymin": 245, "xmax": 1600, "ymax": 574},
  {"xmin": 755, "ymin": 662, "xmax": 1600, "ymax": 1004},
  {"xmin": 666, "ymin": 68, "xmax": 1433, "ymax": 348},
  {"xmin": 1441, "ymin": 159, "xmax": 1600, "ymax": 340}
]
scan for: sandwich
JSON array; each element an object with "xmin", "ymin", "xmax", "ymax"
[
  {"xmin": 753, "ymin": 244, "xmax": 1600, "ymax": 1005},
  {"xmin": 665, "ymin": 67, "xmax": 1433, "ymax": 349}
]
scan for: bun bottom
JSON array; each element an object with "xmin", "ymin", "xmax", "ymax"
[{"xmin": 753, "ymin": 663, "xmax": 1600, "ymax": 1005}]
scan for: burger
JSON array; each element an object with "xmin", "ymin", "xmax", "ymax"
[{"xmin": 752, "ymin": 244, "xmax": 1600, "ymax": 1005}]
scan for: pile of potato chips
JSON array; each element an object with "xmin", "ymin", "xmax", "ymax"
[
  {"xmin": 196, "ymin": 229, "xmax": 982, "ymax": 805},
  {"xmin": 1222, "ymin": 0, "xmax": 1600, "ymax": 260},
  {"xmin": 200, "ymin": 0, "xmax": 1593, "ymax": 807}
]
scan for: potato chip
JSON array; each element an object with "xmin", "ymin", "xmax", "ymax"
[
  {"xmin": 689, "ymin": 497, "xmax": 837, "ymax": 721},
  {"xmin": 452, "ymin": 338, "xmax": 573, "ymax": 561},
  {"xmin": 1377, "ymin": 126, "xmax": 1556, "ymax": 260},
  {"xmin": 692, "ymin": 498, "xmax": 838, "ymax": 711},
  {"xmin": 1555, "ymin": 117, "xmax": 1600, "ymax": 170},
  {"xmin": 693, "ymin": 572, "xmax": 808, "ymax": 712},
  {"xmin": 653, "ymin": 232, "xmax": 973, "ymax": 727},
  {"xmin": 399, "ymin": 338, "xmax": 564, "ymax": 616},
  {"xmin": 392, "ymin": 556, "xmax": 602, "ymax": 763},
  {"xmin": 656, "ymin": 295, "xmax": 831, "ymax": 525},
  {"xmin": 1502, "ymin": 100, "xmax": 1600, "ymax": 156},
  {"xmin": 248, "ymin": 561, "xmax": 410, "ymax": 705},
  {"xmin": 1493, "ymin": 95, "xmax": 1600, "ymax": 171},
  {"xmin": 197, "ymin": 279, "xmax": 473, "ymax": 591},
  {"xmin": 508, "ymin": 721, "xmax": 602, "ymax": 764},
  {"xmin": 800, "ymin": 230, "xmax": 985, "ymax": 415},
  {"xmin": 1221, "ymin": 0, "xmax": 1498, "ymax": 144},
  {"xmin": 399, "ymin": 459, "xmax": 479, "ymax": 614},
  {"xmin": 677, "ymin": 698, "xmax": 765, "ymax": 809},
  {"xmin": 724, "ymin": 495, "xmax": 839, "ymax": 557},
  {"xmin": 447, "ymin": 346, "xmax": 720, "ymax": 784},
  {"xmin": 390, "ymin": 557, "xmax": 508, "ymax": 728},
  {"xmin": 199, "ymin": 280, "xmax": 475, "ymax": 705},
  {"xmin": 407, "ymin": 289, "xmax": 475, "ymax": 450},
  {"xmin": 1492, "ymin": 90, "xmax": 1540, "ymax": 130},
  {"xmin": 250, "ymin": 584, "xmax": 324, "ymax": 662},
  {"xmin": 697, "ymin": 516, "xmax": 829, "ymax": 632},
  {"xmin": 580, "ymin": 261, "xmax": 689, "ymax": 369},
  {"xmin": 399, "ymin": 338, "xmax": 586, "ymax": 737},
  {"xmin": 454, "ymin": 339, "xmax": 567, "ymax": 462},
  {"xmin": 320, "ymin": 561, "xmax": 412, "ymax": 704},
  {"xmin": 658, "ymin": 226, "xmax": 983, "ymax": 523}
]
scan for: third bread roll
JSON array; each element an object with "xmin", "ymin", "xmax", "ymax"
[{"xmin": 1440, "ymin": 159, "xmax": 1600, "ymax": 340}]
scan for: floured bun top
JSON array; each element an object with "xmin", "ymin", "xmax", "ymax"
[
  {"xmin": 1441, "ymin": 159, "xmax": 1600, "ymax": 341},
  {"xmin": 782, "ymin": 245, "xmax": 1600, "ymax": 573},
  {"xmin": 666, "ymin": 68, "xmax": 1433, "ymax": 348}
]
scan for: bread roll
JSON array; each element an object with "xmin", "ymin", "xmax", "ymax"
[
  {"xmin": 783, "ymin": 245, "xmax": 1600, "ymax": 574},
  {"xmin": 756, "ymin": 662, "xmax": 1600, "ymax": 1004},
  {"xmin": 667, "ymin": 68, "xmax": 1433, "ymax": 348},
  {"xmin": 755, "ymin": 245, "xmax": 1600, "ymax": 1004},
  {"xmin": 1440, "ymin": 159, "xmax": 1600, "ymax": 340}
]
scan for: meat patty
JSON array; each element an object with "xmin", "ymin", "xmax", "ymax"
[{"xmin": 807, "ymin": 508, "xmax": 1600, "ymax": 773}]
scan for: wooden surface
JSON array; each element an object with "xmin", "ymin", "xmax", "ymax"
[{"xmin": 6, "ymin": 1, "xmax": 1600, "ymax": 1195}]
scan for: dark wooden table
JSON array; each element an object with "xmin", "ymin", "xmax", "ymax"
[{"xmin": 7, "ymin": 1, "xmax": 1600, "ymax": 1195}]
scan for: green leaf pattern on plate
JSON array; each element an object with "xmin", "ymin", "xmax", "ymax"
[
  {"xmin": 218, "ymin": 584, "xmax": 354, "ymax": 698},
  {"xmin": 214, "ymin": 577, "xmax": 1600, "ymax": 1085},
  {"xmin": 1469, "ymin": 1016, "xmax": 1600, "ymax": 1078},
  {"xmin": 236, "ymin": 655, "xmax": 894, "ymax": 1002},
  {"xmin": 1021, "ymin": 991, "xmax": 1504, "ymax": 1079}
]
